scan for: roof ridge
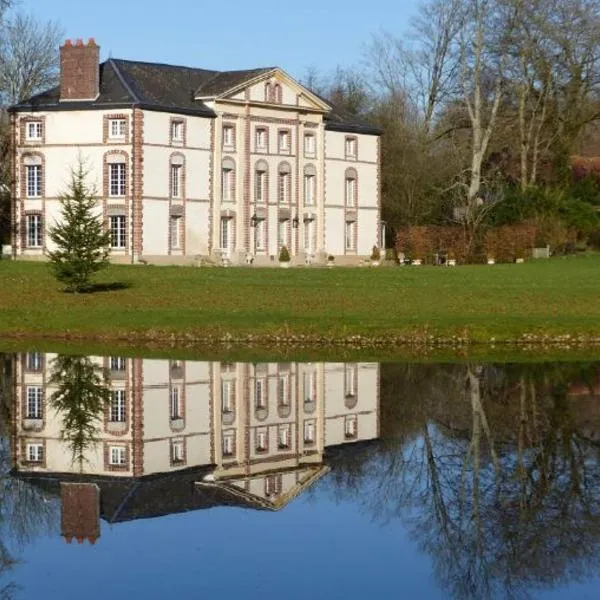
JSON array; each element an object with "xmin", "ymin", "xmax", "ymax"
[
  {"xmin": 108, "ymin": 59, "xmax": 140, "ymax": 104},
  {"xmin": 109, "ymin": 57, "xmax": 218, "ymax": 75}
]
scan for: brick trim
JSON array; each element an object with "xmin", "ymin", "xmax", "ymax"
[
  {"xmin": 21, "ymin": 382, "xmax": 45, "ymax": 428},
  {"xmin": 103, "ymin": 442, "xmax": 131, "ymax": 472},
  {"xmin": 10, "ymin": 113, "xmax": 17, "ymax": 257},
  {"xmin": 21, "ymin": 210, "xmax": 44, "ymax": 250},
  {"xmin": 20, "ymin": 115, "xmax": 46, "ymax": 145},
  {"xmin": 20, "ymin": 152, "xmax": 45, "ymax": 199},
  {"xmin": 131, "ymin": 359, "xmax": 144, "ymax": 476},
  {"xmin": 103, "ymin": 113, "xmax": 130, "ymax": 144},
  {"xmin": 132, "ymin": 108, "xmax": 144, "ymax": 257},
  {"xmin": 20, "ymin": 438, "xmax": 47, "ymax": 468},
  {"xmin": 344, "ymin": 167, "xmax": 359, "ymax": 254}
]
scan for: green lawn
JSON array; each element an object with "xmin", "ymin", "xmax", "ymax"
[{"xmin": 1, "ymin": 255, "xmax": 599, "ymax": 346}]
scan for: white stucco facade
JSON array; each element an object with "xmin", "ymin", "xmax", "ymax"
[{"xmin": 12, "ymin": 62, "xmax": 381, "ymax": 265}]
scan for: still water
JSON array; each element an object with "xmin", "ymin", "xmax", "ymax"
[{"xmin": 1, "ymin": 352, "xmax": 600, "ymax": 599}]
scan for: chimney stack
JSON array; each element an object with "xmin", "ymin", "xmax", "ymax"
[
  {"xmin": 61, "ymin": 482, "xmax": 101, "ymax": 545},
  {"xmin": 59, "ymin": 38, "xmax": 100, "ymax": 101}
]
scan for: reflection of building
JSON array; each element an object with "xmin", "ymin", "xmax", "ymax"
[{"xmin": 13, "ymin": 355, "xmax": 379, "ymax": 539}]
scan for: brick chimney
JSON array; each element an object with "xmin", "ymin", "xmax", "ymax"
[
  {"xmin": 61, "ymin": 482, "xmax": 101, "ymax": 544},
  {"xmin": 59, "ymin": 38, "xmax": 100, "ymax": 101}
]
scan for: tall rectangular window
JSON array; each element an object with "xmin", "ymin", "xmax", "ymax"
[
  {"xmin": 221, "ymin": 380, "xmax": 234, "ymax": 413},
  {"xmin": 278, "ymin": 220, "xmax": 289, "ymax": 249},
  {"xmin": 344, "ymin": 364, "xmax": 357, "ymax": 397},
  {"xmin": 222, "ymin": 167, "xmax": 233, "ymax": 201},
  {"xmin": 26, "ymin": 165, "xmax": 42, "ymax": 198},
  {"xmin": 26, "ymin": 214, "xmax": 42, "ymax": 247},
  {"xmin": 255, "ymin": 219, "xmax": 265, "ymax": 251},
  {"xmin": 27, "ymin": 443, "xmax": 44, "ymax": 462},
  {"xmin": 170, "ymin": 385, "xmax": 182, "ymax": 420},
  {"xmin": 109, "ymin": 389, "xmax": 126, "ymax": 422},
  {"xmin": 255, "ymin": 128, "xmax": 267, "ymax": 151},
  {"xmin": 220, "ymin": 217, "xmax": 230, "ymax": 250},
  {"xmin": 170, "ymin": 216, "xmax": 181, "ymax": 250},
  {"xmin": 345, "ymin": 137, "xmax": 357, "ymax": 159},
  {"xmin": 109, "ymin": 446, "xmax": 126, "ymax": 465},
  {"xmin": 345, "ymin": 177, "xmax": 356, "ymax": 206},
  {"xmin": 278, "ymin": 130, "xmax": 290, "ymax": 152},
  {"xmin": 110, "ymin": 356, "xmax": 126, "ymax": 372},
  {"xmin": 223, "ymin": 125, "xmax": 234, "ymax": 147},
  {"xmin": 255, "ymin": 379, "xmax": 266, "ymax": 409},
  {"xmin": 304, "ymin": 174, "xmax": 315, "ymax": 206},
  {"xmin": 278, "ymin": 425, "xmax": 290, "ymax": 449},
  {"xmin": 279, "ymin": 172, "xmax": 289, "ymax": 204},
  {"xmin": 26, "ymin": 386, "xmax": 42, "ymax": 419},
  {"xmin": 222, "ymin": 432, "xmax": 234, "ymax": 456},
  {"xmin": 345, "ymin": 415, "xmax": 358, "ymax": 438},
  {"xmin": 171, "ymin": 121, "xmax": 183, "ymax": 142},
  {"xmin": 171, "ymin": 439, "xmax": 185, "ymax": 463},
  {"xmin": 345, "ymin": 221, "xmax": 355, "ymax": 251},
  {"xmin": 304, "ymin": 420, "xmax": 315, "ymax": 444},
  {"xmin": 109, "ymin": 215, "xmax": 126, "ymax": 249},
  {"xmin": 255, "ymin": 429, "xmax": 268, "ymax": 452},
  {"xmin": 304, "ymin": 219, "xmax": 314, "ymax": 253},
  {"xmin": 170, "ymin": 164, "xmax": 181, "ymax": 198},
  {"xmin": 255, "ymin": 170, "xmax": 266, "ymax": 203},
  {"xmin": 109, "ymin": 163, "xmax": 126, "ymax": 196},
  {"xmin": 278, "ymin": 376, "xmax": 289, "ymax": 406},
  {"xmin": 26, "ymin": 121, "xmax": 42, "ymax": 141},
  {"xmin": 26, "ymin": 352, "xmax": 42, "ymax": 372}
]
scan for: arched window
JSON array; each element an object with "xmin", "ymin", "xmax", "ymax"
[
  {"xmin": 303, "ymin": 164, "xmax": 316, "ymax": 206},
  {"xmin": 345, "ymin": 168, "xmax": 358, "ymax": 207},
  {"xmin": 274, "ymin": 83, "xmax": 282, "ymax": 103},
  {"xmin": 104, "ymin": 152, "xmax": 129, "ymax": 198},
  {"xmin": 264, "ymin": 82, "xmax": 272, "ymax": 102},
  {"xmin": 255, "ymin": 160, "xmax": 268, "ymax": 204},
  {"xmin": 222, "ymin": 157, "xmax": 236, "ymax": 202}
]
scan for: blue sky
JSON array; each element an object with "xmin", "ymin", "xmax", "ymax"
[{"xmin": 17, "ymin": 0, "xmax": 420, "ymax": 79}]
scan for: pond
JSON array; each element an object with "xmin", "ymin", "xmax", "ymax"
[{"xmin": 1, "ymin": 350, "xmax": 600, "ymax": 599}]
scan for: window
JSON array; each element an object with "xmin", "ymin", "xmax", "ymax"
[
  {"xmin": 345, "ymin": 221, "xmax": 356, "ymax": 251},
  {"xmin": 278, "ymin": 376, "xmax": 289, "ymax": 407},
  {"xmin": 109, "ymin": 389, "xmax": 126, "ymax": 423},
  {"xmin": 255, "ymin": 167, "xmax": 267, "ymax": 203},
  {"xmin": 171, "ymin": 120, "xmax": 183, "ymax": 143},
  {"xmin": 255, "ymin": 218, "xmax": 265, "ymax": 251},
  {"xmin": 278, "ymin": 220, "xmax": 289, "ymax": 249},
  {"xmin": 220, "ymin": 216, "xmax": 232, "ymax": 250},
  {"xmin": 304, "ymin": 166, "xmax": 316, "ymax": 206},
  {"xmin": 345, "ymin": 137, "xmax": 357, "ymax": 159},
  {"xmin": 110, "ymin": 356, "xmax": 126, "ymax": 372},
  {"xmin": 222, "ymin": 432, "xmax": 235, "ymax": 457},
  {"xmin": 170, "ymin": 164, "xmax": 182, "ymax": 198},
  {"xmin": 223, "ymin": 125, "xmax": 234, "ymax": 147},
  {"xmin": 255, "ymin": 128, "xmax": 267, "ymax": 151},
  {"xmin": 256, "ymin": 429, "xmax": 268, "ymax": 452},
  {"xmin": 26, "ymin": 443, "xmax": 43, "ymax": 462},
  {"xmin": 274, "ymin": 84, "xmax": 282, "ymax": 103},
  {"xmin": 109, "ymin": 163, "xmax": 126, "ymax": 196},
  {"xmin": 26, "ymin": 386, "xmax": 43, "ymax": 419},
  {"xmin": 171, "ymin": 439, "xmax": 185, "ymax": 463},
  {"xmin": 345, "ymin": 172, "xmax": 357, "ymax": 207},
  {"xmin": 26, "ymin": 165, "xmax": 42, "ymax": 198},
  {"xmin": 264, "ymin": 82, "xmax": 272, "ymax": 102},
  {"xmin": 221, "ymin": 380, "xmax": 234, "ymax": 413},
  {"xmin": 26, "ymin": 214, "xmax": 42, "ymax": 247},
  {"xmin": 265, "ymin": 475, "xmax": 282, "ymax": 497},
  {"xmin": 304, "ymin": 133, "xmax": 316, "ymax": 157},
  {"xmin": 345, "ymin": 415, "xmax": 358, "ymax": 439},
  {"xmin": 109, "ymin": 446, "xmax": 126, "ymax": 465},
  {"xmin": 344, "ymin": 364, "xmax": 357, "ymax": 398},
  {"xmin": 26, "ymin": 121, "xmax": 42, "ymax": 141},
  {"xmin": 278, "ymin": 130, "xmax": 290, "ymax": 153},
  {"xmin": 170, "ymin": 385, "xmax": 182, "ymax": 420},
  {"xmin": 303, "ymin": 371, "xmax": 316, "ymax": 404},
  {"xmin": 278, "ymin": 425, "xmax": 290, "ymax": 449},
  {"xmin": 109, "ymin": 215, "xmax": 126, "ymax": 249},
  {"xmin": 255, "ymin": 379, "xmax": 266, "ymax": 409},
  {"xmin": 109, "ymin": 119, "xmax": 126, "ymax": 139},
  {"xmin": 304, "ymin": 219, "xmax": 314, "ymax": 254},
  {"xmin": 170, "ymin": 216, "xmax": 181, "ymax": 250},
  {"xmin": 304, "ymin": 420, "xmax": 315, "ymax": 444},
  {"xmin": 222, "ymin": 158, "xmax": 235, "ymax": 202},
  {"xmin": 278, "ymin": 166, "xmax": 290, "ymax": 204},
  {"xmin": 26, "ymin": 352, "xmax": 42, "ymax": 372}
]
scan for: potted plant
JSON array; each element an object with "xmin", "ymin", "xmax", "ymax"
[
  {"xmin": 278, "ymin": 246, "xmax": 291, "ymax": 268},
  {"xmin": 327, "ymin": 254, "xmax": 335, "ymax": 268},
  {"xmin": 370, "ymin": 245, "xmax": 381, "ymax": 266}
]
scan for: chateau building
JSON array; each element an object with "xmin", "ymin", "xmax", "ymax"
[{"xmin": 9, "ymin": 39, "xmax": 381, "ymax": 265}]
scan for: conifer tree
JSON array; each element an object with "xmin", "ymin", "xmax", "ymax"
[{"xmin": 48, "ymin": 161, "xmax": 110, "ymax": 292}]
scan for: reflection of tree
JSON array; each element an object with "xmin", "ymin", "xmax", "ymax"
[
  {"xmin": 327, "ymin": 361, "xmax": 600, "ymax": 600},
  {"xmin": 49, "ymin": 355, "xmax": 110, "ymax": 470}
]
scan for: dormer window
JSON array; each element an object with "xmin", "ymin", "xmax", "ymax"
[
  {"xmin": 26, "ymin": 121, "xmax": 42, "ymax": 141},
  {"xmin": 109, "ymin": 119, "xmax": 126, "ymax": 140}
]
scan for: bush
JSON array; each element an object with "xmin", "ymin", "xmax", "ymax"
[
  {"xmin": 483, "ymin": 223, "xmax": 536, "ymax": 262},
  {"xmin": 278, "ymin": 246, "xmax": 290, "ymax": 262},
  {"xmin": 370, "ymin": 246, "xmax": 381, "ymax": 261}
]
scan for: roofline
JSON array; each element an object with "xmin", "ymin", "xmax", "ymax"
[
  {"xmin": 8, "ymin": 101, "xmax": 216, "ymax": 118},
  {"xmin": 325, "ymin": 121, "xmax": 382, "ymax": 136},
  {"xmin": 109, "ymin": 58, "xmax": 140, "ymax": 103}
]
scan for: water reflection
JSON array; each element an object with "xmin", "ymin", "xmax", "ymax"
[
  {"xmin": 5, "ymin": 354, "xmax": 600, "ymax": 599},
  {"xmin": 13, "ymin": 354, "xmax": 379, "ymax": 537}
]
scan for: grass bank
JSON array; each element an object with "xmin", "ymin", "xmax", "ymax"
[{"xmin": 1, "ymin": 255, "xmax": 599, "ymax": 347}]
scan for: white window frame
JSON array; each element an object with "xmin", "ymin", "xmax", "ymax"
[
  {"xmin": 170, "ymin": 215, "xmax": 182, "ymax": 250},
  {"xmin": 304, "ymin": 133, "xmax": 316, "ymax": 157},
  {"xmin": 278, "ymin": 130, "xmax": 290, "ymax": 152},
  {"xmin": 171, "ymin": 120, "xmax": 183, "ymax": 142},
  {"xmin": 303, "ymin": 219, "xmax": 314, "ymax": 254},
  {"xmin": 222, "ymin": 432, "xmax": 234, "ymax": 457},
  {"xmin": 279, "ymin": 172, "xmax": 290, "ymax": 204},
  {"xmin": 345, "ymin": 176, "xmax": 356, "ymax": 207},
  {"xmin": 26, "ymin": 443, "xmax": 44, "ymax": 462},
  {"xmin": 255, "ymin": 169, "xmax": 266, "ymax": 203},
  {"xmin": 109, "ymin": 446, "xmax": 126, "ymax": 465},
  {"xmin": 255, "ymin": 379, "xmax": 266, "ymax": 409},
  {"xmin": 345, "ymin": 221, "xmax": 356, "ymax": 251},
  {"xmin": 304, "ymin": 174, "xmax": 315, "ymax": 206},
  {"xmin": 255, "ymin": 128, "xmax": 267, "ymax": 151},
  {"xmin": 345, "ymin": 137, "xmax": 357, "ymax": 159},
  {"xmin": 345, "ymin": 415, "xmax": 358, "ymax": 438},
  {"xmin": 170, "ymin": 385, "xmax": 182, "ymax": 420},
  {"xmin": 170, "ymin": 164, "xmax": 182, "ymax": 198},
  {"xmin": 304, "ymin": 420, "xmax": 315, "ymax": 444},
  {"xmin": 26, "ymin": 352, "xmax": 42, "ymax": 372},
  {"xmin": 278, "ymin": 219, "xmax": 289, "ymax": 249},
  {"xmin": 223, "ymin": 125, "xmax": 234, "ymax": 148},
  {"xmin": 220, "ymin": 216, "xmax": 232, "ymax": 251},
  {"xmin": 278, "ymin": 425, "xmax": 290, "ymax": 449},
  {"xmin": 26, "ymin": 121, "xmax": 42, "ymax": 141},
  {"xmin": 222, "ymin": 167, "xmax": 234, "ymax": 201},
  {"xmin": 26, "ymin": 386, "xmax": 43, "ymax": 419},
  {"xmin": 221, "ymin": 380, "xmax": 234, "ymax": 413},
  {"xmin": 110, "ymin": 356, "xmax": 126, "ymax": 371},
  {"xmin": 109, "ymin": 119, "xmax": 126, "ymax": 140},
  {"xmin": 109, "ymin": 162, "xmax": 126, "ymax": 197},
  {"xmin": 171, "ymin": 439, "xmax": 184, "ymax": 463},
  {"xmin": 256, "ymin": 429, "xmax": 268, "ymax": 452},
  {"xmin": 344, "ymin": 364, "xmax": 357, "ymax": 397},
  {"xmin": 109, "ymin": 215, "xmax": 126, "ymax": 249},
  {"xmin": 26, "ymin": 214, "xmax": 42, "ymax": 247},
  {"xmin": 255, "ymin": 218, "xmax": 266, "ymax": 251},
  {"xmin": 26, "ymin": 165, "xmax": 42, "ymax": 198},
  {"xmin": 110, "ymin": 389, "xmax": 126, "ymax": 423}
]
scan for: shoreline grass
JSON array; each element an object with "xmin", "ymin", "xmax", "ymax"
[{"xmin": 1, "ymin": 255, "xmax": 600, "ymax": 349}]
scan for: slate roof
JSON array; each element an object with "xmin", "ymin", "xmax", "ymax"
[{"xmin": 9, "ymin": 58, "xmax": 380, "ymax": 134}]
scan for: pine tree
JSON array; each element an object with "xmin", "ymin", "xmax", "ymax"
[{"xmin": 48, "ymin": 161, "xmax": 111, "ymax": 292}]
